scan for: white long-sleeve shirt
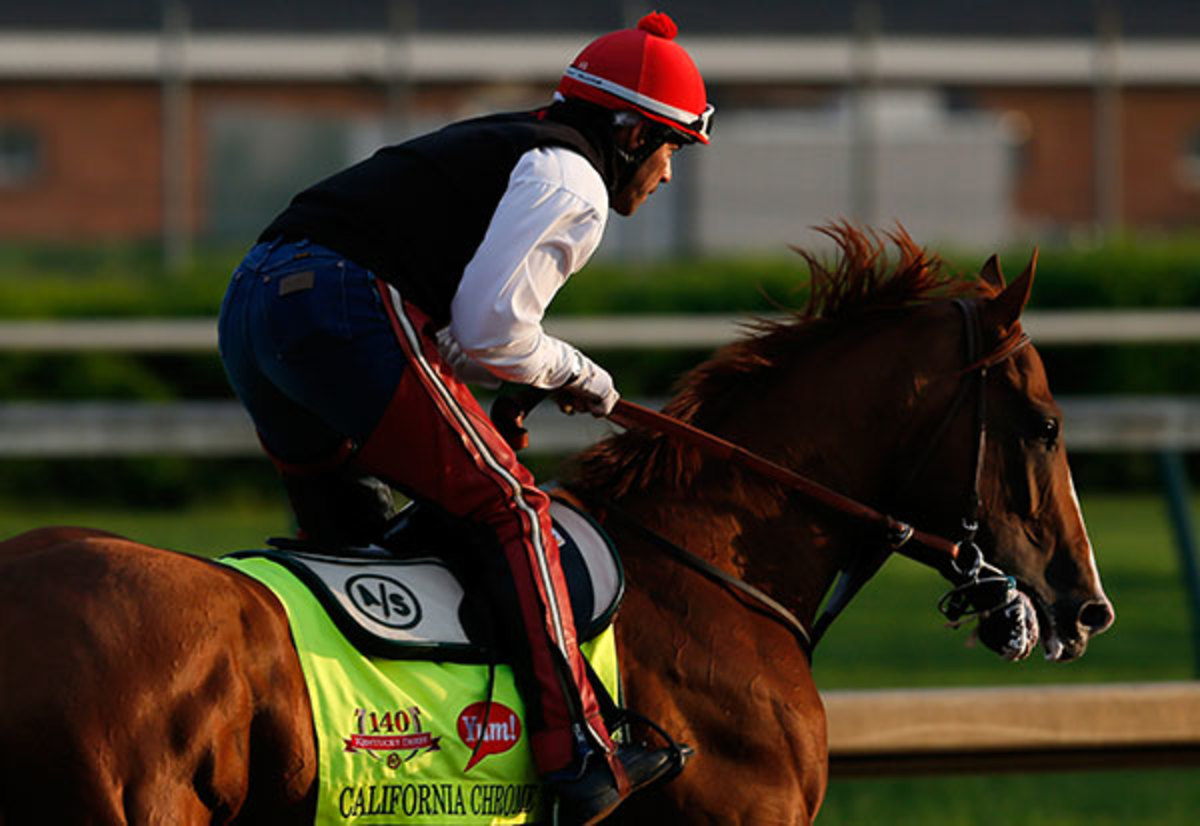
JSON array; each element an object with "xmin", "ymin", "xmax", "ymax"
[{"xmin": 445, "ymin": 146, "xmax": 609, "ymax": 389}]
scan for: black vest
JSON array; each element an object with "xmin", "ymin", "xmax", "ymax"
[{"xmin": 259, "ymin": 110, "xmax": 612, "ymax": 327}]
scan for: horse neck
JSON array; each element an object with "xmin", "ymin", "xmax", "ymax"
[{"xmin": 594, "ymin": 311, "xmax": 949, "ymax": 627}]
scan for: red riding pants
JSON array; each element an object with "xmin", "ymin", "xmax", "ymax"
[{"xmin": 356, "ymin": 284, "xmax": 613, "ymax": 774}]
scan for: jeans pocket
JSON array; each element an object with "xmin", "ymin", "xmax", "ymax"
[{"xmin": 265, "ymin": 261, "xmax": 353, "ymax": 360}]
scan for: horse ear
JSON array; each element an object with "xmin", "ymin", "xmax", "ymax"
[
  {"xmin": 984, "ymin": 249, "xmax": 1037, "ymax": 327},
  {"xmin": 980, "ymin": 254, "xmax": 1006, "ymax": 290}
]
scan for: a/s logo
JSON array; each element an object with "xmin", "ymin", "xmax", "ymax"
[{"xmin": 345, "ymin": 574, "xmax": 422, "ymax": 630}]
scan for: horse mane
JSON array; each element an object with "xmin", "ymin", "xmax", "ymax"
[{"xmin": 569, "ymin": 222, "xmax": 985, "ymax": 499}]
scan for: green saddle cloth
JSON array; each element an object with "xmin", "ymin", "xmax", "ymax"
[{"xmin": 221, "ymin": 554, "xmax": 619, "ymax": 826}]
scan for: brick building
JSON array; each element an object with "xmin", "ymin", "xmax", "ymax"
[{"xmin": 2, "ymin": 1, "xmax": 1199, "ymax": 252}]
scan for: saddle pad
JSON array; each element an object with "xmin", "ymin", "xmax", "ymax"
[
  {"xmin": 221, "ymin": 554, "xmax": 621, "ymax": 826},
  {"xmin": 224, "ymin": 498, "xmax": 623, "ymax": 663}
]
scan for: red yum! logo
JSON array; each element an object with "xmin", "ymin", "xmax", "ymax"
[{"xmin": 457, "ymin": 702, "xmax": 522, "ymax": 771}]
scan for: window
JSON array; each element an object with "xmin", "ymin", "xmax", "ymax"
[
  {"xmin": 0, "ymin": 124, "xmax": 41, "ymax": 187},
  {"xmin": 1176, "ymin": 128, "xmax": 1200, "ymax": 190}
]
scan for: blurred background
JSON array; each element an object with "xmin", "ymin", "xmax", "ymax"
[{"xmin": 0, "ymin": 2, "xmax": 1198, "ymax": 823}]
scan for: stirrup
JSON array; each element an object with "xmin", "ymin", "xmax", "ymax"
[
  {"xmin": 550, "ymin": 742, "xmax": 689, "ymax": 826},
  {"xmin": 614, "ymin": 707, "xmax": 693, "ymax": 783}
]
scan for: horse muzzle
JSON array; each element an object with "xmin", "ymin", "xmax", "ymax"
[
  {"xmin": 973, "ymin": 579, "xmax": 1114, "ymax": 663},
  {"xmin": 1025, "ymin": 588, "xmax": 1115, "ymax": 662}
]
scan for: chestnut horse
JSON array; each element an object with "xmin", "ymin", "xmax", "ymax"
[{"xmin": 0, "ymin": 227, "xmax": 1111, "ymax": 824}]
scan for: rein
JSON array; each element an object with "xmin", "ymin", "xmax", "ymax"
[{"xmin": 608, "ymin": 401, "xmax": 957, "ymax": 562}]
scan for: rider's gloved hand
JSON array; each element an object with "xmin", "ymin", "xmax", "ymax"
[{"xmin": 556, "ymin": 356, "xmax": 619, "ymax": 417}]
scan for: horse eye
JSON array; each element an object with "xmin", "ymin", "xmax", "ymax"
[{"xmin": 1037, "ymin": 417, "xmax": 1060, "ymax": 444}]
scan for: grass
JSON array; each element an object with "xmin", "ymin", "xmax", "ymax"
[
  {"xmin": 0, "ymin": 491, "xmax": 1192, "ymax": 685},
  {"xmin": 820, "ymin": 768, "xmax": 1200, "ymax": 826},
  {"xmin": 0, "ymin": 499, "xmax": 292, "ymax": 556},
  {"xmin": 0, "ymin": 490, "xmax": 1196, "ymax": 824}
]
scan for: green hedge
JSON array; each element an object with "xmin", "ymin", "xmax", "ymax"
[
  {"xmin": 0, "ymin": 243, "xmax": 237, "ymax": 318},
  {"xmin": 2, "ymin": 234, "xmax": 1199, "ymax": 319}
]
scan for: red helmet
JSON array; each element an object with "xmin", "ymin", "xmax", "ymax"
[{"xmin": 555, "ymin": 12, "xmax": 713, "ymax": 144}]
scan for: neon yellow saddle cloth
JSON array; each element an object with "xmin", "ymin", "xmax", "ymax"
[{"xmin": 222, "ymin": 554, "xmax": 619, "ymax": 826}]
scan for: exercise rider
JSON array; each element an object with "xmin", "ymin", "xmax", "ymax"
[{"xmin": 217, "ymin": 12, "xmax": 712, "ymax": 823}]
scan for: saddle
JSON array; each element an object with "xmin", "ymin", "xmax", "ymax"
[{"xmin": 225, "ymin": 495, "xmax": 625, "ymax": 663}]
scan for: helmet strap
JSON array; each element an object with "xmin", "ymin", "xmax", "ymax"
[{"xmin": 612, "ymin": 119, "xmax": 675, "ymax": 193}]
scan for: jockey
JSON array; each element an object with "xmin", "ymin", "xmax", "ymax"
[{"xmin": 217, "ymin": 11, "xmax": 712, "ymax": 824}]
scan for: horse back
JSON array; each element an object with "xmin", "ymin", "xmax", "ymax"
[{"xmin": 0, "ymin": 529, "xmax": 316, "ymax": 824}]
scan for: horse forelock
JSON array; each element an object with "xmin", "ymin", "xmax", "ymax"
[{"xmin": 571, "ymin": 223, "xmax": 986, "ymax": 498}]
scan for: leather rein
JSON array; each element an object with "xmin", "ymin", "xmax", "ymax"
[{"xmin": 594, "ymin": 298, "xmax": 1033, "ymax": 654}]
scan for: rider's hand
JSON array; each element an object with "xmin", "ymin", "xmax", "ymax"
[
  {"xmin": 491, "ymin": 394, "xmax": 532, "ymax": 451},
  {"xmin": 556, "ymin": 359, "xmax": 619, "ymax": 417}
]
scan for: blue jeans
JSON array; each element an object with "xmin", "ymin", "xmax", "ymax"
[{"xmin": 218, "ymin": 239, "xmax": 408, "ymax": 467}]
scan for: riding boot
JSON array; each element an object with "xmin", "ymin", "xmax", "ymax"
[{"xmin": 279, "ymin": 467, "xmax": 397, "ymax": 549}]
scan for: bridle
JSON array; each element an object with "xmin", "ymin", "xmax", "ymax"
[
  {"xmin": 594, "ymin": 297, "xmax": 1033, "ymax": 654},
  {"xmin": 905, "ymin": 299, "xmax": 1033, "ymax": 547},
  {"xmin": 867, "ymin": 298, "xmax": 1033, "ymax": 637}
]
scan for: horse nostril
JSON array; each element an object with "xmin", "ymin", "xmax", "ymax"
[{"xmin": 1078, "ymin": 599, "xmax": 1115, "ymax": 634}]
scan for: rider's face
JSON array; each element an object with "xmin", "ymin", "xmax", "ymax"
[{"xmin": 612, "ymin": 127, "xmax": 680, "ymax": 217}]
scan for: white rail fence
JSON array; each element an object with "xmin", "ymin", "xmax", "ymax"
[
  {"xmin": 0, "ymin": 396, "xmax": 1196, "ymax": 458},
  {"xmin": 0, "ymin": 309, "xmax": 1198, "ymax": 351},
  {"xmin": 0, "ymin": 311, "xmax": 1196, "ymax": 456}
]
